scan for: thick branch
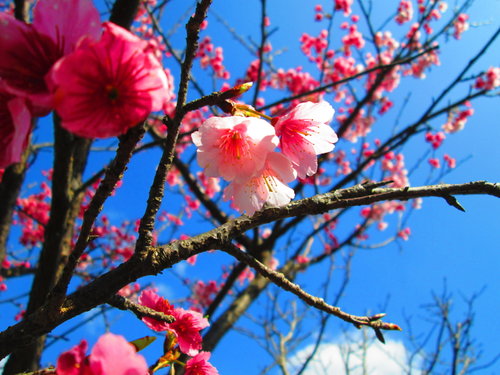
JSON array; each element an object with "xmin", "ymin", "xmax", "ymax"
[{"xmin": 0, "ymin": 180, "xmax": 497, "ymax": 359}]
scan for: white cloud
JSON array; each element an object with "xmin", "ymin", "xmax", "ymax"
[{"xmin": 290, "ymin": 330, "xmax": 419, "ymax": 375}]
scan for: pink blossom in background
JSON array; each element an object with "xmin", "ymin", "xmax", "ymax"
[
  {"xmin": 192, "ymin": 116, "xmax": 278, "ymax": 182},
  {"xmin": 453, "ymin": 13, "xmax": 469, "ymax": 39},
  {"xmin": 223, "ymin": 152, "xmax": 296, "ymax": 216},
  {"xmin": 474, "ymin": 66, "xmax": 500, "ymax": 90},
  {"xmin": 57, "ymin": 340, "xmax": 88, "ymax": 375},
  {"xmin": 185, "ymin": 352, "xmax": 219, "ymax": 375},
  {"xmin": 0, "ymin": 88, "xmax": 32, "ymax": 168},
  {"xmin": 273, "ymin": 101, "xmax": 337, "ymax": 178},
  {"xmin": 87, "ymin": 333, "xmax": 148, "ymax": 375},
  {"xmin": 395, "ymin": 0, "xmax": 413, "ymax": 24},
  {"xmin": 334, "ymin": 0, "xmax": 353, "ymax": 16},
  {"xmin": 33, "ymin": 0, "xmax": 101, "ymax": 56},
  {"xmin": 56, "ymin": 333, "xmax": 148, "ymax": 375},
  {"xmin": 0, "ymin": 0, "xmax": 100, "ymax": 114},
  {"xmin": 50, "ymin": 22, "xmax": 169, "ymax": 138}
]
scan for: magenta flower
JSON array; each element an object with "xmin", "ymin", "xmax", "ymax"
[
  {"xmin": 138, "ymin": 290, "xmax": 210, "ymax": 356},
  {"xmin": 56, "ymin": 333, "xmax": 148, "ymax": 375},
  {"xmin": 223, "ymin": 152, "xmax": 296, "ymax": 216},
  {"xmin": 57, "ymin": 340, "xmax": 88, "ymax": 375},
  {"xmin": 138, "ymin": 289, "xmax": 175, "ymax": 332},
  {"xmin": 185, "ymin": 352, "xmax": 219, "ymax": 375},
  {"xmin": 170, "ymin": 307, "xmax": 210, "ymax": 356},
  {"xmin": 192, "ymin": 116, "xmax": 278, "ymax": 182},
  {"xmin": 0, "ymin": 87, "xmax": 32, "ymax": 168},
  {"xmin": 0, "ymin": 0, "xmax": 100, "ymax": 114},
  {"xmin": 273, "ymin": 101, "xmax": 338, "ymax": 178},
  {"xmin": 50, "ymin": 22, "xmax": 170, "ymax": 138}
]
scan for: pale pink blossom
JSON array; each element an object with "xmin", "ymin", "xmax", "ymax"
[
  {"xmin": 0, "ymin": 0, "xmax": 100, "ymax": 114},
  {"xmin": 273, "ymin": 101, "xmax": 337, "ymax": 178},
  {"xmin": 0, "ymin": 88, "xmax": 32, "ymax": 168},
  {"xmin": 442, "ymin": 107, "xmax": 474, "ymax": 133},
  {"xmin": 57, "ymin": 333, "xmax": 148, "ymax": 375},
  {"xmin": 185, "ymin": 352, "xmax": 219, "ymax": 375},
  {"xmin": 192, "ymin": 116, "xmax": 278, "ymax": 182},
  {"xmin": 50, "ymin": 22, "xmax": 169, "ymax": 138},
  {"xmin": 223, "ymin": 152, "xmax": 296, "ymax": 216}
]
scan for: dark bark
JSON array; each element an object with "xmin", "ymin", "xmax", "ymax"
[{"xmin": 3, "ymin": 124, "xmax": 91, "ymax": 374}]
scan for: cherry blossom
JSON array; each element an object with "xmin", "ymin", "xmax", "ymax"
[
  {"xmin": 50, "ymin": 22, "xmax": 169, "ymax": 138},
  {"xmin": 273, "ymin": 101, "xmax": 337, "ymax": 178},
  {"xmin": 474, "ymin": 66, "xmax": 500, "ymax": 90},
  {"xmin": 137, "ymin": 289, "xmax": 174, "ymax": 331},
  {"xmin": 453, "ymin": 13, "xmax": 469, "ymax": 39},
  {"xmin": 395, "ymin": 0, "xmax": 413, "ymax": 24},
  {"xmin": 0, "ymin": 87, "xmax": 31, "ymax": 168},
  {"xmin": 192, "ymin": 116, "xmax": 278, "ymax": 182},
  {"xmin": 57, "ymin": 333, "xmax": 148, "ymax": 375},
  {"xmin": 0, "ymin": 0, "xmax": 100, "ymax": 114},
  {"xmin": 169, "ymin": 307, "xmax": 210, "ymax": 356},
  {"xmin": 185, "ymin": 352, "xmax": 219, "ymax": 375},
  {"xmin": 223, "ymin": 152, "xmax": 296, "ymax": 215},
  {"xmin": 335, "ymin": 0, "xmax": 353, "ymax": 16},
  {"xmin": 138, "ymin": 290, "xmax": 209, "ymax": 356}
]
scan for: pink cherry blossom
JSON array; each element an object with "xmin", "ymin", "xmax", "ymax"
[
  {"xmin": 223, "ymin": 152, "xmax": 296, "ymax": 216},
  {"xmin": 0, "ymin": 87, "xmax": 32, "ymax": 168},
  {"xmin": 0, "ymin": 0, "xmax": 100, "ymax": 114},
  {"xmin": 192, "ymin": 116, "xmax": 278, "ymax": 182},
  {"xmin": 88, "ymin": 333, "xmax": 148, "ymax": 375},
  {"xmin": 170, "ymin": 307, "xmax": 210, "ymax": 356},
  {"xmin": 138, "ymin": 290, "xmax": 209, "ymax": 356},
  {"xmin": 335, "ymin": 0, "xmax": 353, "ymax": 16},
  {"xmin": 272, "ymin": 101, "xmax": 337, "ymax": 178},
  {"xmin": 137, "ymin": 289, "xmax": 174, "ymax": 331},
  {"xmin": 57, "ymin": 340, "xmax": 88, "ymax": 375},
  {"xmin": 56, "ymin": 333, "xmax": 148, "ymax": 375},
  {"xmin": 50, "ymin": 22, "xmax": 170, "ymax": 138},
  {"xmin": 395, "ymin": 0, "xmax": 413, "ymax": 24},
  {"xmin": 185, "ymin": 352, "xmax": 219, "ymax": 375}
]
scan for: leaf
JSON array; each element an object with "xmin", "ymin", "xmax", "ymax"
[
  {"xmin": 374, "ymin": 328, "xmax": 386, "ymax": 344},
  {"xmin": 130, "ymin": 336, "xmax": 157, "ymax": 352}
]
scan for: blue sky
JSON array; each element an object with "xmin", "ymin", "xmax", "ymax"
[{"xmin": 1, "ymin": 0, "xmax": 499, "ymax": 374}]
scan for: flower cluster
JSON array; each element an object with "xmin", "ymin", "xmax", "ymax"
[
  {"xmin": 138, "ymin": 290, "xmax": 209, "ymax": 355},
  {"xmin": 191, "ymin": 100, "xmax": 338, "ymax": 215},
  {"xmin": 138, "ymin": 290, "xmax": 218, "ymax": 374},
  {"xmin": 0, "ymin": 0, "xmax": 170, "ymax": 168}
]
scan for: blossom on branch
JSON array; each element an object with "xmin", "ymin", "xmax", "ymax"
[
  {"xmin": 272, "ymin": 101, "xmax": 338, "ymax": 178},
  {"xmin": 0, "ymin": 0, "xmax": 100, "ymax": 115},
  {"xmin": 50, "ymin": 22, "xmax": 169, "ymax": 138},
  {"xmin": 191, "ymin": 116, "xmax": 278, "ymax": 182},
  {"xmin": 223, "ymin": 152, "xmax": 296, "ymax": 215},
  {"xmin": 138, "ymin": 290, "xmax": 209, "ymax": 356}
]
